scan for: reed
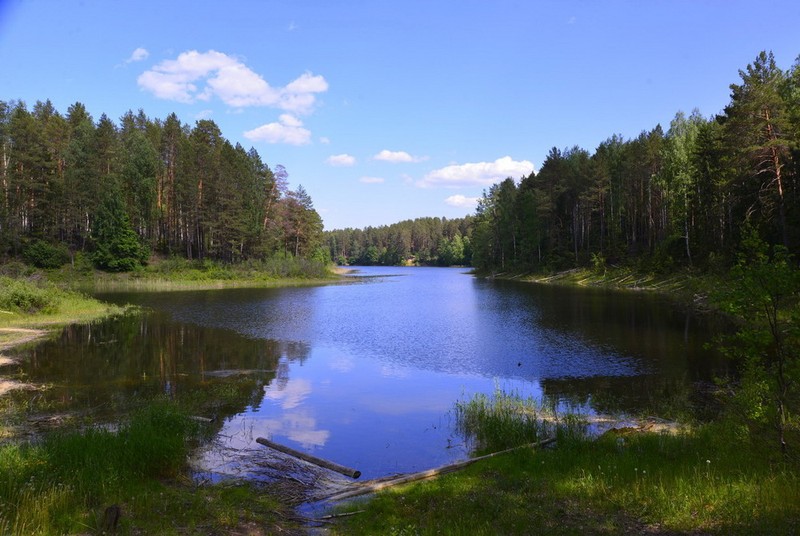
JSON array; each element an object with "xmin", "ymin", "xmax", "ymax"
[
  {"xmin": 333, "ymin": 393, "xmax": 800, "ymax": 534},
  {"xmin": 454, "ymin": 389, "xmax": 551, "ymax": 454}
]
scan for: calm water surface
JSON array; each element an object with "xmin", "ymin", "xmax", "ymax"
[{"xmin": 14, "ymin": 267, "xmax": 724, "ymax": 480}]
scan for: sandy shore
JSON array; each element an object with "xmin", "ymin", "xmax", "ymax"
[{"xmin": 0, "ymin": 328, "xmax": 48, "ymax": 396}]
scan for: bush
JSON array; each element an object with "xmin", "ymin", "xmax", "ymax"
[
  {"xmin": 0, "ymin": 276, "xmax": 58, "ymax": 314},
  {"xmin": 23, "ymin": 240, "xmax": 71, "ymax": 269}
]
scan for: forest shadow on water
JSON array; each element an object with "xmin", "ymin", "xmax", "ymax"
[{"xmin": 6, "ymin": 267, "xmax": 730, "ymax": 483}]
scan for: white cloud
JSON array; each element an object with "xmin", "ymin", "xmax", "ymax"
[
  {"xmin": 319, "ymin": 136, "xmax": 331, "ymax": 144},
  {"xmin": 444, "ymin": 194, "xmax": 480, "ymax": 208},
  {"xmin": 326, "ymin": 153, "xmax": 356, "ymax": 167},
  {"xmin": 359, "ymin": 176, "xmax": 385, "ymax": 184},
  {"xmin": 126, "ymin": 47, "xmax": 149, "ymax": 63},
  {"xmin": 420, "ymin": 156, "xmax": 535, "ymax": 188},
  {"xmin": 374, "ymin": 149, "xmax": 425, "ymax": 163},
  {"xmin": 243, "ymin": 114, "xmax": 311, "ymax": 145},
  {"xmin": 194, "ymin": 109, "xmax": 213, "ymax": 120},
  {"xmin": 137, "ymin": 50, "xmax": 328, "ymax": 114}
]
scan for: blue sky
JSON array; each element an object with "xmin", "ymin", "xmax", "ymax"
[{"xmin": 1, "ymin": 1, "xmax": 799, "ymax": 230}]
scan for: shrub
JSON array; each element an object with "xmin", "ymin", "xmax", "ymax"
[
  {"xmin": 0, "ymin": 276, "xmax": 58, "ymax": 314},
  {"xmin": 23, "ymin": 240, "xmax": 71, "ymax": 269}
]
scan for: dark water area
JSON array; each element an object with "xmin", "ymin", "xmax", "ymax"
[{"xmin": 10, "ymin": 267, "xmax": 728, "ymax": 480}]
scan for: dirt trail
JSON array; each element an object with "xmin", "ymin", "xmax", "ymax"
[{"xmin": 0, "ymin": 327, "xmax": 48, "ymax": 396}]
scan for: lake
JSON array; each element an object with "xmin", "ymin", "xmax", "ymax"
[{"xmin": 12, "ymin": 267, "xmax": 725, "ymax": 481}]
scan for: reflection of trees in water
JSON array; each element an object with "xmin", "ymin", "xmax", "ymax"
[
  {"xmin": 498, "ymin": 280, "xmax": 727, "ymax": 378},
  {"xmin": 540, "ymin": 375, "xmax": 722, "ymax": 419},
  {"xmin": 273, "ymin": 340, "xmax": 310, "ymax": 390},
  {"xmin": 16, "ymin": 311, "xmax": 294, "ymax": 419}
]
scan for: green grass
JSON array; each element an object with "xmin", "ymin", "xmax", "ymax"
[
  {"xmin": 332, "ymin": 392, "xmax": 800, "ymax": 535},
  {"xmin": 0, "ymin": 400, "xmax": 294, "ymax": 534},
  {"xmin": 85, "ymin": 255, "xmax": 338, "ymax": 291},
  {"xmin": 454, "ymin": 389, "xmax": 573, "ymax": 454},
  {"xmin": 0, "ymin": 401, "xmax": 192, "ymax": 534},
  {"xmin": 0, "ymin": 275, "xmax": 124, "ymax": 329}
]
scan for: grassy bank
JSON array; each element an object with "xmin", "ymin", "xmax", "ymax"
[
  {"xmin": 0, "ymin": 400, "xmax": 297, "ymax": 534},
  {"xmin": 53, "ymin": 255, "xmax": 341, "ymax": 292},
  {"xmin": 0, "ymin": 275, "xmax": 126, "ymax": 350},
  {"xmin": 332, "ymin": 391, "xmax": 800, "ymax": 535},
  {"xmin": 491, "ymin": 265, "xmax": 716, "ymax": 309}
]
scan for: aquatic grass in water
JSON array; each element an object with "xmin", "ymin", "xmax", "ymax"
[
  {"xmin": 335, "ymin": 393, "xmax": 800, "ymax": 534},
  {"xmin": 454, "ymin": 389, "xmax": 564, "ymax": 454}
]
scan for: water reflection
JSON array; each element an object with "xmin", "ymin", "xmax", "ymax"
[
  {"xmin": 13, "ymin": 312, "xmax": 298, "ymax": 420},
  {"xmin": 8, "ymin": 267, "xmax": 727, "ymax": 480}
]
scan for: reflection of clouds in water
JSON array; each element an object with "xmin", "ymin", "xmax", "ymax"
[
  {"xmin": 380, "ymin": 365, "xmax": 410, "ymax": 379},
  {"xmin": 259, "ymin": 377, "xmax": 330, "ymax": 447},
  {"xmin": 329, "ymin": 354, "xmax": 355, "ymax": 373},
  {"xmin": 362, "ymin": 391, "xmax": 452, "ymax": 416},
  {"xmin": 258, "ymin": 410, "xmax": 330, "ymax": 448},
  {"xmin": 264, "ymin": 377, "xmax": 311, "ymax": 409}
]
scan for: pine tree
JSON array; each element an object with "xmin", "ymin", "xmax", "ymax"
[{"xmin": 90, "ymin": 182, "xmax": 148, "ymax": 272}]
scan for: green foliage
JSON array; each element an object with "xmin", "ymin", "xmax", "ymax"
[
  {"xmin": 466, "ymin": 51, "xmax": 799, "ymax": 276},
  {"xmin": 590, "ymin": 252, "xmax": 606, "ymax": 274},
  {"xmin": 334, "ymin": 417, "xmax": 800, "ymax": 535},
  {"xmin": 714, "ymin": 227, "xmax": 800, "ymax": 454},
  {"xmin": 0, "ymin": 276, "xmax": 58, "ymax": 314},
  {"xmin": 324, "ymin": 216, "xmax": 474, "ymax": 266},
  {"xmin": 0, "ymin": 400, "xmax": 197, "ymax": 534},
  {"xmin": 0, "ymin": 100, "xmax": 325, "ymax": 269},
  {"xmin": 90, "ymin": 184, "xmax": 149, "ymax": 272},
  {"xmin": 22, "ymin": 240, "xmax": 70, "ymax": 269}
]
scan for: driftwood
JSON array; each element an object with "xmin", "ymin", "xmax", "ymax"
[
  {"xmin": 256, "ymin": 437, "xmax": 362, "ymax": 479},
  {"xmin": 322, "ymin": 436, "xmax": 556, "ymax": 503}
]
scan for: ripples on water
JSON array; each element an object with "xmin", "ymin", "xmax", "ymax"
[{"xmin": 17, "ymin": 266, "xmax": 723, "ymax": 480}]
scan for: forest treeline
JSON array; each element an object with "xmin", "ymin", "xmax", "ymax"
[
  {"xmin": 470, "ymin": 51, "xmax": 800, "ymax": 273},
  {"xmin": 4, "ymin": 51, "xmax": 798, "ymax": 275},
  {"xmin": 324, "ymin": 216, "xmax": 474, "ymax": 266},
  {"xmin": 0, "ymin": 101, "xmax": 324, "ymax": 271},
  {"xmin": 326, "ymin": 51, "xmax": 800, "ymax": 272}
]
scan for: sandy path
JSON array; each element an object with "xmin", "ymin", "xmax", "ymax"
[{"xmin": 0, "ymin": 328, "xmax": 48, "ymax": 395}]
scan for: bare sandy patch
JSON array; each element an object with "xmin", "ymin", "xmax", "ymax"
[{"xmin": 0, "ymin": 328, "xmax": 48, "ymax": 397}]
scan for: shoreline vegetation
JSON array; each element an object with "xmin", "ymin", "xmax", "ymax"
[
  {"xmin": 0, "ymin": 262, "xmax": 345, "ymax": 534},
  {"xmin": 331, "ymin": 391, "xmax": 800, "ymax": 535},
  {"xmin": 1, "ymin": 262, "xmax": 798, "ymax": 533},
  {"xmin": 1, "ymin": 47, "xmax": 798, "ymax": 532}
]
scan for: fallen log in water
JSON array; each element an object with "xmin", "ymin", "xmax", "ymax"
[
  {"xmin": 322, "ymin": 436, "xmax": 556, "ymax": 503},
  {"xmin": 256, "ymin": 437, "xmax": 362, "ymax": 479}
]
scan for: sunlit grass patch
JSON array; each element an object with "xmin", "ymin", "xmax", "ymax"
[
  {"xmin": 86, "ymin": 254, "xmax": 337, "ymax": 291},
  {"xmin": 0, "ymin": 276, "xmax": 124, "ymax": 330}
]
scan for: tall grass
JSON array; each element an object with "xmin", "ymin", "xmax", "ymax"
[
  {"xmin": 143, "ymin": 255, "xmax": 331, "ymax": 281},
  {"xmin": 0, "ymin": 401, "xmax": 197, "ymax": 534},
  {"xmin": 86, "ymin": 255, "xmax": 334, "ymax": 292},
  {"xmin": 335, "ymin": 391, "xmax": 800, "ymax": 534},
  {"xmin": 454, "ymin": 389, "xmax": 584, "ymax": 454}
]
